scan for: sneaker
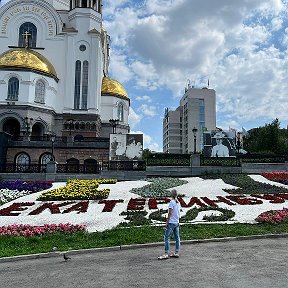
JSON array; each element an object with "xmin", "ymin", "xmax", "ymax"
[
  {"xmin": 170, "ymin": 253, "xmax": 180, "ymax": 258},
  {"xmin": 158, "ymin": 254, "xmax": 169, "ymax": 260}
]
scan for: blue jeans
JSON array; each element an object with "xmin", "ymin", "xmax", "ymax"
[{"xmin": 164, "ymin": 223, "xmax": 180, "ymax": 254}]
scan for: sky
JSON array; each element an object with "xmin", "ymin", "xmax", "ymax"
[{"xmin": 1, "ymin": 0, "xmax": 288, "ymax": 151}]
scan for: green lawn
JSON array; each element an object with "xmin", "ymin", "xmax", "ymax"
[{"xmin": 1, "ymin": 223, "xmax": 288, "ymax": 258}]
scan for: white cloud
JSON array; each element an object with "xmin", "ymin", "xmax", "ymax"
[
  {"xmin": 103, "ymin": 0, "xmax": 288, "ymax": 128},
  {"xmin": 135, "ymin": 95, "xmax": 152, "ymax": 102},
  {"xmin": 271, "ymin": 17, "xmax": 283, "ymax": 31},
  {"xmin": 109, "ymin": 51, "xmax": 133, "ymax": 83},
  {"xmin": 131, "ymin": 130, "xmax": 161, "ymax": 151},
  {"xmin": 128, "ymin": 107, "xmax": 142, "ymax": 129},
  {"xmin": 138, "ymin": 104, "xmax": 157, "ymax": 117}
]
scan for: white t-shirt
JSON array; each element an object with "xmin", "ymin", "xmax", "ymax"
[{"xmin": 168, "ymin": 199, "xmax": 180, "ymax": 224}]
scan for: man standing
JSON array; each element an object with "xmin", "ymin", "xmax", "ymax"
[{"xmin": 158, "ymin": 189, "xmax": 181, "ymax": 260}]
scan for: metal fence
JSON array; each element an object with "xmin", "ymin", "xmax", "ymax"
[{"xmin": 0, "ymin": 160, "xmax": 146, "ymax": 173}]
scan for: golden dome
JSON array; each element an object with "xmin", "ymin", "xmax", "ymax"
[
  {"xmin": 0, "ymin": 48, "xmax": 58, "ymax": 81},
  {"xmin": 101, "ymin": 76, "xmax": 129, "ymax": 99}
]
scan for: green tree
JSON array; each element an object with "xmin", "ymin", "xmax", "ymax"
[
  {"xmin": 142, "ymin": 148, "xmax": 152, "ymax": 161},
  {"xmin": 244, "ymin": 118, "xmax": 288, "ymax": 155}
]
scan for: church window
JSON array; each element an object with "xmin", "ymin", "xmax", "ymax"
[
  {"xmin": 18, "ymin": 22, "xmax": 37, "ymax": 48},
  {"xmin": 81, "ymin": 61, "xmax": 89, "ymax": 109},
  {"xmin": 79, "ymin": 45, "xmax": 86, "ymax": 51},
  {"xmin": 74, "ymin": 60, "xmax": 81, "ymax": 109},
  {"xmin": 7, "ymin": 77, "xmax": 19, "ymax": 100},
  {"xmin": 74, "ymin": 60, "xmax": 89, "ymax": 110},
  {"xmin": 117, "ymin": 103, "xmax": 124, "ymax": 122},
  {"xmin": 35, "ymin": 80, "xmax": 45, "ymax": 103}
]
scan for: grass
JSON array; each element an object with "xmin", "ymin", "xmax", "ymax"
[{"xmin": 1, "ymin": 223, "xmax": 288, "ymax": 258}]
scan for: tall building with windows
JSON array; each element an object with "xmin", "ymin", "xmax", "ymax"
[
  {"xmin": 0, "ymin": 0, "xmax": 130, "ymax": 171},
  {"xmin": 163, "ymin": 85, "xmax": 216, "ymax": 154}
]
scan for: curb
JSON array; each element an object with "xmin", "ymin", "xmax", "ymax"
[{"xmin": 1, "ymin": 233, "xmax": 288, "ymax": 263}]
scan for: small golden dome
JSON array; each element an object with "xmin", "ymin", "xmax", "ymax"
[
  {"xmin": 101, "ymin": 76, "xmax": 129, "ymax": 99},
  {"xmin": 0, "ymin": 48, "xmax": 58, "ymax": 81}
]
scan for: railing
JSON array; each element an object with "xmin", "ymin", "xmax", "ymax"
[
  {"xmin": 74, "ymin": 137, "xmax": 108, "ymax": 142},
  {"xmin": 0, "ymin": 164, "xmax": 47, "ymax": 173},
  {"xmin": 9, "ymin": 136, "xmax": 68, "ymax": 143},
  {"xmin": 239, "ymin": 154, "xmax": 286, "ymax": 163},
  {"xmin": 200, "ymin": 156, "xmax": 241, "ymax": 167},
  {"xmin": 105, "ymin": 161, "xmax": 146, "ymax": 171},
  {"xmin": 56, "ymin": 164, "xmax": 100, "ymax": 174},
  {"xmin": 146, "ymin": 153, "xmax": 191, "ymax": 166},
  {"xmin": 0, "ymin": 161, "xmax": 145, "ymax": 173}
]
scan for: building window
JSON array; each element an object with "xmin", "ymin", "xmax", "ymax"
[
  {"xmin": 79, "ymin": 45, "xmax": 86, "ymax": 51},
  {"xmin": 81, "ymin": 61, "xmax": 89, "ymax": 109},
  {"xmin": 18, "ymin": 22, "xmax": 37, "ymax": 48},
  {"xmin": 15, "ymin": 153, "xmax": 30, "ymax": 172},
  {"xmin": 35, "ymin": 80, "xmax": 45, "ymax": 103},
  {"xmin": 7, "ymin": 77, "xmax": 19, "ymax": 100},
  {"xmin": 41, "ymin": 153, "xmax": 52, "ymax": 165},
  {"xmin": 74, "ymin": 60, "xmax": 89, "ymax": 110},
  {"xmin": 117, "ymin": 103, "xmax": 124, "ymax": 122},
  {"xmin": 74, "ymin": 60, "xmax": 81, "ymax": 109}
]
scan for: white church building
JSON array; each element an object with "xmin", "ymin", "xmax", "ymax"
[{"xmin": 0, "ymin": 0, "xmax": 130, "ymax": 172}]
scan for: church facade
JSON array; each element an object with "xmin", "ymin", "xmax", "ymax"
[{"xmin": 0, "ymin": 0, "xmax": 130, "ymax": 172}]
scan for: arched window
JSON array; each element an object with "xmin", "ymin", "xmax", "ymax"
[
  {"xmin": 74, "ymin": 60, "xmax": 81, "ymax": 109},
  {"xmin": 15, "ymin": 153, "xmax": 30, "ymax": 172},
  {"xmin": 18, "ymin": 22, "xmax": 37, "ymax": 48},
  {"xmin": 35, "ymin": 80, "xmax": 45, "ymax": 103},
  {"xmin": 117, "ymin": 103, "xmax": 124, "ymax": 122},
  {"xmin": 7, "ymin": 77, "xmax": 19, "ymax": 100},
  {"xmin": 41, "ymin": 153, "xmax": 53, "ymax": 165},
  {"xmin": 81, "ymin": 60, "xmax": 89, "ymax": 109}
]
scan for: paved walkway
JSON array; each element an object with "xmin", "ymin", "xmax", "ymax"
[{"xmin": 0, "ymin": 238, "xmax": 287, "ymax": 288}]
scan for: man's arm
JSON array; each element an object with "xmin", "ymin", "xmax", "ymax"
[{"xmin": 166, "ymin": 208, "xmax": 173, "ymax": 226}]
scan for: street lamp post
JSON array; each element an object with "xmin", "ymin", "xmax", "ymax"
[
  {"xmin": 109, "ymin": 119, "xmax": 119, "ymax": 134},
  {"xmin": 192, "ymin": 127, "xmax": 198, "ymax": 154},
  {"xmin": 50, "ymin": 134, "xmax": 56, "ymax": 161}
]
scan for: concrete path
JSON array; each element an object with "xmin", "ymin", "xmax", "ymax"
[{"xmin": 0, "ymin": 238, "xmax": 287, "ymax": 288}]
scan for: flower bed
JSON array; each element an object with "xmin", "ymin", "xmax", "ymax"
[
  {"xmin": 255, "ymin": 209, "xmax": 288, "ymax": 223},
  {"xmin": 0, "ymin": 180, "xmax": 52, "ymax": 192},
  {"xmin": 1, "ymin": 176, "xmax": 288, "ymax": 232},
  {"xmin": 0, "ymin": 181, "xmax": 53, "ymax": 205},
  {"xmin": 37, "ymin": 179, "xmax": 115, "ymax": 201},
  {"xmin": 262, "ymin": 172, "xmax": 288, "ymax": 185},
  {"xmin": 0, "ymin": 223, "xmax": 86, "ymax": 237},
  {"xmin": 0, "ymin": 189, "xmax": 31, "ymax": 205}
]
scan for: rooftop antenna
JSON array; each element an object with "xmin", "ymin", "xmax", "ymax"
[{"xmin": 207, "ymin": 78, "xmax": 210, "ymax": 88}]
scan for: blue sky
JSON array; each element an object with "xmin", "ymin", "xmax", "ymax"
[{"xmin": 2, "ymin": 0, "xmax": 288, "ymax": 151}]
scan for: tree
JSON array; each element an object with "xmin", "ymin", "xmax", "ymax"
[{"xmin": 244, "ymin": 118, "xmax": 288, "ymax": 155}]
